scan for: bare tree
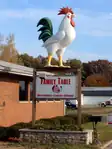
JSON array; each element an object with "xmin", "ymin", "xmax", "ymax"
[{"xmin": 0, "ymin": 34, "xmax": 18, "ymax": 63}]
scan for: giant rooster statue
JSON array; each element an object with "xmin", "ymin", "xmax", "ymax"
[{"xmin": 37, "ymin": 7, "xmax": 76, "ymax": 67}]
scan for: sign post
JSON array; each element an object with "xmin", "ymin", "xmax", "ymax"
[
  {"xmin": 32, "ymin": 69, "xmax": 36, "ymax": 126},
  {"xmin": 77, "ymin": 69, "xmax": 82, "ymax": 128}
]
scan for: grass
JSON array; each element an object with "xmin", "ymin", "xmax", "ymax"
[
  {"xmin": 67, "ymin": 106, "xmax": 112, "ymax": 115},
  {"xmin": 83, "ymin": 122, "xmax": 112, "ymax": 144},
  {"xmin": 67, "ymin": 107, "xmax": 112, "ymax": 144},
  {"xmin": 81, "ymin": 106, "xmax": 112, "ymax": 115}
]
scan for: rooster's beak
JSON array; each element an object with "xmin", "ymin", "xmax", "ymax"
[{"xmin": 72, "ymin": 14, "xmax": 76, "ymax": 18}]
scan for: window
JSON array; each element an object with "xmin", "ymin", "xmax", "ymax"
[
  {"xmin": 19, "ymin": 81, "xmax": 28, "ymax": 101},
  {"xmin": 30, "ymin": 82, "xmax": 33, "ymax": 101}
]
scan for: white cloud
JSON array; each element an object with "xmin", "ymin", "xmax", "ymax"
[
  {"xmin": 76, "ymin": 11, "xmax": 112, "ymax": 37},
  {"xmin": 0, "ymin": 8, "xmax": 58, "ymax": 20},
  {"xmin": 63, "ymin": 49, "xmax": 111, "ymax": 62},
  {"xmin": 89, "ymin": 30, "xmax": 112, "ymax": 37},
  {"xmin": 1, "ymin": 8, "xmax": 112, "ymax": 37}
]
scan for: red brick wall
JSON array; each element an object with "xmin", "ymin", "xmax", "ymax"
[
  {"xmin": 0, "ymin": 74, "xmax": 64, "ymax": 126},
  {"xmin": 0, "ymin": 77, "xmax": 19, "ymax": 103}
]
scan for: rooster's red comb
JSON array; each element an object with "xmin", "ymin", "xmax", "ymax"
[{"xmin": 58, "ymin": 7, "xmax": 74, "ymax": 15}]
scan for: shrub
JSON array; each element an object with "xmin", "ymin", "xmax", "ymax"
[
  {"xmin": 11, "ymin": 122, "xmax": 32, "ymax": 128},
  {"xmin": 6, "ymin": 126, "xmax": 20, "ymax": 138},
  {"xmin": 0, "ymin": 114, "xmax": 91, "ymax": 141},
  {"xmin": 65, "ymin": 113, "xmax": 92, "ymax": 124},
  {"xmin": 31, "ymin": 123, "xmax": 56, "ymax": 130},
  {"xmin": 31, "ymin": 123, "xmax": 80, "ymax": 131},
  {"xmin": 56, "ymin": 116, "xmax": 75, "ymax": 125},
  {"xmin": 0, "ymin": 127, "xmax": 7, "ymax": 140},
  {"xmin": 0, "ymin": 122, "xmax": 30, "ymax": 141}
]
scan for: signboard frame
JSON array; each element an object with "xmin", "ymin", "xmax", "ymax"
[{"xmin": 32, "ymin": 67, "xmax": 81, "ymax": 128}]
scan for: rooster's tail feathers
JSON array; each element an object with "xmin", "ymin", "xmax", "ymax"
[{"xmin": 37, "ymin": 17, "xmax": 53, "ymax": 42}]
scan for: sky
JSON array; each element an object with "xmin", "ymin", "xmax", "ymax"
[{"xmin": 0, "ymin": 0, "xmax": 112, "ymax": 62}]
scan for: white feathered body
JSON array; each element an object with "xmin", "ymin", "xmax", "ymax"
[{"xmin": 42, "ymin": 16, "xmax": 76, "ymax": 56}]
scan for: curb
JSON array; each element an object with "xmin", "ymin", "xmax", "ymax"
[{"xmin": 100, "ymin": 140, "xmax": 112, "ymax": 149}]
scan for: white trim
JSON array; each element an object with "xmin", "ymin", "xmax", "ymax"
[
  {"xmin": 82, "ymin": 87, "xmax": 112, "ymax": 91},
  {"xmin": 0, "ymin": 60, "xmax": 54, "ymax": 77},
  {"xmin": 29, "ymin": 100, "xmax": 62, "ymax": 103},
  {"xmin": 19, "ymin": 101, "xmax": 30, "ymax": 103}
]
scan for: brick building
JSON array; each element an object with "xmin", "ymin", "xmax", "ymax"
[{"xmin": 0, "ymin": 60, "xmax": 64, "ymax": 126}]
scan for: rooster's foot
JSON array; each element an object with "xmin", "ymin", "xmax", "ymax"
[
  {"xmin": 44, "ymin": 64, "xmax": 59, "ymax": 67},
  {"xmin": 59, "ymin": 65, "xmax": 71, "ymax": 68},
  {"xmin": 44, "ymin": 64, "xmax": 52, "ymax": 67},
  {"xmin": 52, "ymin": 65, "xmax": 59, "ymax": 67}
]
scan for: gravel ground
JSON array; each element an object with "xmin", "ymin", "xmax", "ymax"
[
  {"xmin": 0, "ymin": 146, "xmax": 24, "ymax": 149},
  {"xmin": 106, "ymin": 143, "xmax": 112, "ymax": 149},
  {"xmin": 0, "ymin": 142, "xmax": 24, "ymax": 149}
]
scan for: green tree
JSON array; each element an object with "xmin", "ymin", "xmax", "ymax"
[
  {"xmin": 66, "ymin": 59, "xmax": 82, "ymax": 68},
  {"xmin": 18, "ymin": 53, "xmax": 42, "ymax": 68}
]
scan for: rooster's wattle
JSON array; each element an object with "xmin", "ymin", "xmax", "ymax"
[{"xmin": 37, "ymin": 7, "xmax": 76, "ymax": 67}]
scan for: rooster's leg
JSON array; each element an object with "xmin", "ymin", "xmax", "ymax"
[
  {"xmin": 57, "ymin": 49, "xmax": 66, "ymax": 67},
  {"xmin": 58, "ymin": 56, "xmax": 63, "ymax": 67},
  {"xmin": 47, "ymin": 55, "xmax": 52, "ymax": 66},
  {"xmin": 58, "ymin": 56, "xmax": 70, "ymax": 68}
]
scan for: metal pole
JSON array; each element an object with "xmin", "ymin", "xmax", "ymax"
[
  {"xmin": 32, "ymin": 69, "xmax": 36, "ymax": 127},
  {"xmin": 77, "ymin": 69, "xmax": 82, "ymax": 128}
]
